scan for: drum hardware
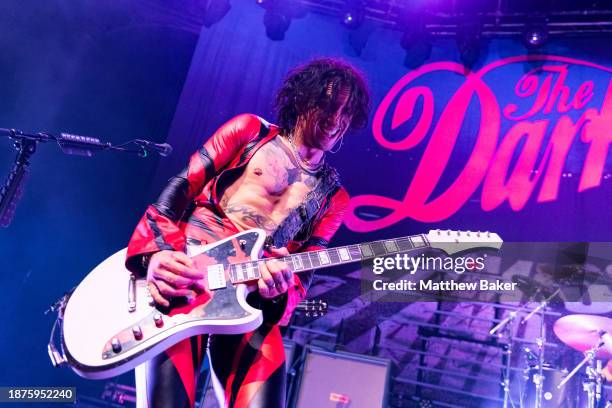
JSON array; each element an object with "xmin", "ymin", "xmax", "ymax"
[
  {"xmin": 490, "ymin": 311, "xmax": 517, "ymax": 408},
  {"xmin": 557, "ymin": 332, "xmax": 607, "ymax": 408},
  {"xmin": 489, "ymin": 288, "xmax": 561, "ymax": 408},
  {"xmin": 553, "ymin": 314, "xmax": 612, "ymax": 408},
  {"xmin": 523, "ymin": 364, "xmax": 572, "ymax": 408}
]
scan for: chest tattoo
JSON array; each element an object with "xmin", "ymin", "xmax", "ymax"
[
  {"xmin": 223, "ymin": 204, "xmax": 277, "ymax": 232},
  {"xmin": 261, "ymin": 140, "xmax": 318, "ymax": 190},
  {"xmin": 220, "ymin": 138, "xmax": 320, "ymax": 234}
]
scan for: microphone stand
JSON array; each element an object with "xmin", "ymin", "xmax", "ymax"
[
  {"xmin": 0, "ymin": 134, "xmax": 37, "ymax": 227},
  {"xmin": 0, "ymin": 128, "xmax": 165, "ymax": 227}
]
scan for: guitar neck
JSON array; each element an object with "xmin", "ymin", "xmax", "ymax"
[{"xmin": 228, "ymin": 234, "xmax": 430, "ymax": 284}]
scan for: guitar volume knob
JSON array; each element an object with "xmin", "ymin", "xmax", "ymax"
[
  {"xmin": 111, "ymin": 337, "xmax": 122, "ymax": 353},
  {"xmin": 132, "ymin": 325, "xmax": 143, "ymax": 340},
  {"xmin": 153, "ymin": 313, "xmax": 164, "ymax": 328}
]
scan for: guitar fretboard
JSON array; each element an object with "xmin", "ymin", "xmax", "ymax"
[{"xmin": 228, "ymin": 234, "xmax": 430, "ymax": 284}]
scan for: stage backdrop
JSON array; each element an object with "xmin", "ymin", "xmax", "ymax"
[
  {"xmin": 1, "ymin": 1, "xmax": 610, "ymax": 406},
  {"xmin": 154, "ymin": 4, "xmax": 612, "ymax": 405},
  {"xmin": 158, "ymin": 1, "xmax": 612, "ymax": 245}
]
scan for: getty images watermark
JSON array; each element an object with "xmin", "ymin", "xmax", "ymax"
[
  {"xmin": 368, "ymin": 252, "xmax": 518, "ymax": 295},
  {"xmin": 360, "ymin": 242, "xmax": 612, "ymax": 304}
]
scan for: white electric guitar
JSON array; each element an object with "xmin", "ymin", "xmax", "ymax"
[{"xmin": 52, "ymin": 229, "xmax": 502, "ymax": 379}]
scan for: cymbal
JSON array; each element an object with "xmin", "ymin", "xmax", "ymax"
[{"xmin": 553, "ymin": 314, "xmax": 612, "ymax": 359}]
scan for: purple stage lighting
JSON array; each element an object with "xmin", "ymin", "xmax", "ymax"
[
  {"xmin": 341, "ymin": 0, "xmax": 365, "ymax": 29},
  {"xmin": 523, "ymin": 23, "xmax": 548, "ymax": 49}
]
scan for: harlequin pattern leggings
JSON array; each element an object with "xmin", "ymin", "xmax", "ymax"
[{"xmin": 135, "ymin": 323, "xmax": 286, "ymax": 408}]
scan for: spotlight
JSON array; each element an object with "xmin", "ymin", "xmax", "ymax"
[
  {"xmin": 348, "ymin": 25, "xmax": 371, "ymax": 56},
  {"xmin": 397, "ymin": 7, "xmax": 431, "ymax": 69},
  {"xmin": 264, "ymin": 9, "xmax": 291, "ymax": 41},
  {"xmin": 523, "ymin": 23, "xmax": 548, "ymax": 49},
  {"xmin": 202, "ymin": 0, "xmax": 231, "ymax": 28},
  {"xmin": 341, "ymin": 0, "xmax": 365, "ymax": 29},
  {"xmin": 456, "ymin": 20, "xmax": 482, "ymax": 69},
  {"xmin": 258, "ymin": 0, "xmax": 305, "ymax": 41},
  {"xmin": 400, "ymin": 20, "xmax": 431, "ymax": 69}
]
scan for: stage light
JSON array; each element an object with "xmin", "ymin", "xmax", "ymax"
[
  {"xmin": 400, "ymin": 20, "xmax": 431, "ymax": 69},
  {"xmin": 348, "ymin": 25, "xmax": 371, "ymax": 56},
  {"xmin": 202, "ymin": 0, "xmax": 231, "ymax": 28},
  {"xmin": 341, "ymin": 0, "xmax": 365, "ymax": 29},
  {"xmin": 523, "ymin": 23, "xmax": 548, "ymax": 49},
  {"xmin": 264, "ymin": 9, "xmax": 291, "ymax": 41},
  {"xmin": 456, "ymin": 20, "xmax": 482, "ymax": 69}
]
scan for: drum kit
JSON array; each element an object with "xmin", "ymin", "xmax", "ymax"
[
  {"xmin": 490, "ymin": 290, "xmax": 612, "ymax": 408},
  {"xmin": 551, "ymin": 314, "xmax": 612, "ymax": 408}
]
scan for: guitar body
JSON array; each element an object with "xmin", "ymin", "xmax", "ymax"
[
  {"xmin": 61, "ymin": 229, "xmax": 267, "ymax": 379},
  {"xmin": 56, "ymin": 227, "xmax": 503, "ymax": 380}
]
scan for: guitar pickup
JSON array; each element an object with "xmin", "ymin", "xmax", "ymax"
[{"xmin": 207, "ymin": 264, "xmax": 227, "ymax": 290}]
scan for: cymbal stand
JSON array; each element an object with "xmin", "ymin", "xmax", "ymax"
[
  {"xmin": 490, "ymin": 309, "xmax": 518, "ymax": 408},
  {"xmin": 521, "ymin": 288, "xmax": 560, "ymax": 408},
  {"xmin": 557, "ymin": 333, "xmax": 606, "ymax": 408}
]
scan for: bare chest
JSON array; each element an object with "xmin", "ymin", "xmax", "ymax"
[
  {"xmin": 220, "ymin": 138, "xmax": 319, "ymax": 233},
  {"xmin": 247, "ymin": 140, "xmax": 317, "ymax": 197}
]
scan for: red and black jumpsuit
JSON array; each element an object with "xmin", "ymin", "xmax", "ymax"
[{"xmin": 125, "ymin": 114, "xmax": 349, "ymax": 408}]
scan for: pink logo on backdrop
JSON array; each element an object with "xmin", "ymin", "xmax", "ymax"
[{"xmin": 345, "ymin": 55, "xmax": 612, "ymax": 232}]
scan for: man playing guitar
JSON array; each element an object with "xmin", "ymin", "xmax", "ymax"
[{"xmin": 124, "ymin": 58, "xmax": 370, "ymax": 407}]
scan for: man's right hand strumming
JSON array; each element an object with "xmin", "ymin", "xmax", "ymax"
[{"xmin": 146, "ymin": 250, "xmax": 207, "ymax": 307}]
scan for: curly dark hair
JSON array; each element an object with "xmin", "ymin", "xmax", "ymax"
[{"xmin": 275, "ymin": 58, "xmax": 371, "ymax": 134}]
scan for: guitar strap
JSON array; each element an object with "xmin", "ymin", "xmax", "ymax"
[{"xmin": 267, "ymin": 163, "xmax": 340, "ymax": 249}]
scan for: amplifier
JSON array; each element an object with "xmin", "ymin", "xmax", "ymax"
[{"xmin": 291, "ymin": 346, "xmax": 391, "ymax": 408}]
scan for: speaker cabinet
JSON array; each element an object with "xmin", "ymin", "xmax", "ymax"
[{"xmin": 292, "ymin": 346, "xmax": 391, "ymax": 408}]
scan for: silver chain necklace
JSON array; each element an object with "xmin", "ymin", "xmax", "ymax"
[{"xmin": 285, "ymin": 134, "xmax": 325, "ymax": 173}]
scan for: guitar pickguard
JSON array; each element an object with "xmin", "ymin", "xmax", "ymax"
[{"xmin": 101, "ymin": 230, "xmax": 266, "ymax": 361}]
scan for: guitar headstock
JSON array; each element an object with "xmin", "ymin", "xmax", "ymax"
[
  {"xmin": 296, "ymin": 299, "xmax": 328, "ymax": 317},
  {"xmin": 426, "ymin": 229, "xmax": 503, "ymax": 255}
]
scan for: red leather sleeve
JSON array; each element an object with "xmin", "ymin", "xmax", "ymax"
[
  {"xmin": 125, "ymin": 114, "xmax": 263, "ymax": 274},
  {"xmin": 279, "ymin": 187, "xmax": 350, "ymax": 326}
]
